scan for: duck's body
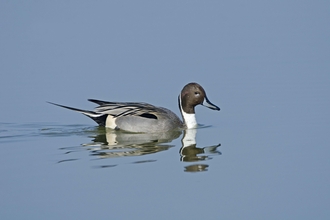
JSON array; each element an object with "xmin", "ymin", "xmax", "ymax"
[{"xmin": 49, "ymin": 82, "xmax": 220, "ymax": 133}]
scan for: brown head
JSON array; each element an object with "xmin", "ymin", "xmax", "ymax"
[{"xmin": 179, "ymin": 82, "xmax": 220, "ymax": 114}]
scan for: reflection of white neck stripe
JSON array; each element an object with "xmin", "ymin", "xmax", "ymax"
[
  {"xmin": 179, "ymin": 96, "xmax": 197, "ymax": 129},
  {"xmin": 182, "ymin": 129, "xmax": 197, "ymax": 147}
]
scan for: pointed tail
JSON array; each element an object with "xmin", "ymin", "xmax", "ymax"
[{"xmin": 47, "ymin": 102, "xmax": 107, "ymax": 126}]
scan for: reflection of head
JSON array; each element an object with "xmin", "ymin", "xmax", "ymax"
[{"xmin": 180, "ymin": 129, "xmax": 221, "ymax": 172}]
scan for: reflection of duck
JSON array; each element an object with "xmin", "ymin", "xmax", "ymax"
[
  {"xmin": 84, "ymin": 128, "xmax": 181, "ymax": 159},
  {"xmin": 56, "ymin": 126, "xmax": 221, "ymax": 172},
  {"xmin": 180, "ymin": 129, "xmax": 221, "ymax": 172}
]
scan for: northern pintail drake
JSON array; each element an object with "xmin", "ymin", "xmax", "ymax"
[{"xmin": 49, "ymin": 82, "xmax": 220, "ymax": 133}]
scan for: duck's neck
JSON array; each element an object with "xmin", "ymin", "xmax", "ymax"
[{"xmin": 178, "ymin": 95, "xmax": 198, "ymax": 129}]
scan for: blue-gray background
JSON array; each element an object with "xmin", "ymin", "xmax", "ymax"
[{"xmin": 1, "ymin": 1, "xmax": 329, "ymax": 219}]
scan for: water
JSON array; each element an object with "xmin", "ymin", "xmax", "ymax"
[{"xmin": 1, "ymin": 1, "xmax": 330, "ymax": 219}]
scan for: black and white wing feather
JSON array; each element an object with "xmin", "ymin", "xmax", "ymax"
[{"xmin": 89, "ymin": 99, "xmax": 163, "ymax": 119}]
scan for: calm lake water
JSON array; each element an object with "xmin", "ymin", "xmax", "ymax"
[{"xmin": 1, "ymin": 1, "xmax": 329, "ymax": 219}]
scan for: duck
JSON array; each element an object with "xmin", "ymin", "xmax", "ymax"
[{"xmin": 49, "ymin": 82, "xmax": 220, "ymax": 133}]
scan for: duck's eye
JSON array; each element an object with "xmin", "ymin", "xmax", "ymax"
[{"xmin": 194, "ymin": 92, "xmax": 200, "ymax": 96}]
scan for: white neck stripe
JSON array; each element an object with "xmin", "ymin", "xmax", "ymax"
[{"xmin": 179, "ymin": 95, "xmax": 197, "ymax": 129}]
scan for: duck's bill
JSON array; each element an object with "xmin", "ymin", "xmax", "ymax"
[{"xmin": 202, "ymin": 96, "xmax": 220, "ymax": 111}]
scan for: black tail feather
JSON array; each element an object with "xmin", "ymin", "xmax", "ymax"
[
  {"xmin": 88, "ymin": 114, "xmax": 107, "ymax": 126},
  {"xmin": 47, "ymin": 102, "xmax": 94, "ymax": 114}
]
